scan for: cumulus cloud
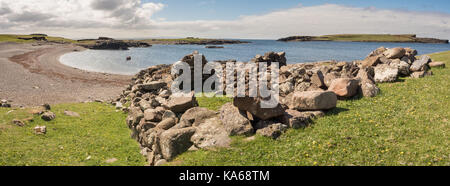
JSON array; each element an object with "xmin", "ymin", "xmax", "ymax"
[{"xmin": 0, "ymin": 2, "xmax": 449, "ymax": 40}]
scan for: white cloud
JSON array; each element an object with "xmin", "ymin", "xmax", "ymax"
[{"xmin": 0, "ymin": 2, "xmax": 449, "ymax": 40}]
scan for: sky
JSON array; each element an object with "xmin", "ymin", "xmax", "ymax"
[{"xmin": 0, "ymin": 0, "xmax": 449, "ymax": 39}]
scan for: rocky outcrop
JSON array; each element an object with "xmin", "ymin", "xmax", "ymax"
[{"xmin": 78, "ymin": 38, "xmax": 152, "ymax": 50}]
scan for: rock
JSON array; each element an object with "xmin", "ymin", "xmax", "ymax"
[
  {"xmin": 279, "ymin": 82, "xmax": 294, "ymax": 96},
  {"xmin": 191, "ymin": 117, "xmax": 231, "ymax": 149},
  {"xmin": 162, "ymin": 110, "xmax": 177, "ymax": 121},
  {"xmin": 281, "ymin": 109, "xmax": 313, "ymax": 129},
  {"xmin": 256, "ymin": 123, "xmax": 288, "ymax": 139},
  {"xmin": 310, "ymin": 71, "xmax": 326, "ymax": 88},
  {"xmin": 233, "ymin": 97, "xmax": 284, "ymax": 120},
  {"xmin": 42, "ymin": 103, "xmax": 51, "ymax": 110},
  {"xmin": 219, "ymin": 103, "xmax": 254, "ymax": 136},
  {"xmin": 179, "ymin": 107, "xmax": 217, "ymax": 127},
  {"xmin": 12, "ymin": 119, "xmax": 25, "ymax": 127},
  {"xmin": 327, "ymin": 78, "xmax": 360, "ymax": 98},
  {"xmin": 139, "ymin": 81, "xmax": 167, "ymax": 91},
  {"xmin": 383, "ymin": 47, "xmax": 406, "ymax": 59},
  {"xmin": 324, "ymin": 72, "xmax": 340, "ymax": 88},
  {"xmin": 41, "ymin": 111, "xmax": 56, "ymax": 121},
  {"xmin": 167, "ymin": 92, "xmax": 198, "ymax": 113},
  {"xmin": 64, "ymin": 111, "xmax": 80, "ymax": 117},
  {"xmin": 374, "ymin": 64, "xmax": 399, "ymax": 83},
  {"xmin": 115, "ymin": 102, "xmax": 123, "ymax": 109},
  {"xmin": 429, "ymin": 61, "xmax": 445, "ymax": 68},
  {"xmin": 390, "ymin": 59, "xmax": 410, "ymax": 76},
  {"xmin": 34, "ymin": 126, "xmax": 47, "ymax": 134},
  {"xmin": 126, "ymin": 106, "xmax": 144, "ymax": 128},
  {"xmin": 367, "ymin": 47, "xmax": 387, "ymax": 57},
  {"xmin": 156, "ymin": 118, "xmax": 177, "ymax": 130},
  {"xmin": 359, "ymin": 80, "xmax": 380, "ymax": 97},
  {"xmin": 410, "ymin": 56, "xmax": 431, "ymax": 72},
  {"xmin": 160, "ymin": 127, "xmax": 197, "ymax": 160},
  {"xmin": 361, "ymin": 55, "xmax": 381, "ymax": 67},
  {"xmin": 286, "ymin": 91, "xmax": 337, "ymax": 111},
  {"xmin": 144, "ymin": 109, "xmax": 163, "ymax": 122},
  {"xmin": 410, "ymin": 71, "xmax": 432, "ymax": 78},
  {"xmin": 154, "ymin": 159, "xmax": 167, "ymax": 166}
]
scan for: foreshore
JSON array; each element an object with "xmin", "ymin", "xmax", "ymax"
[{"xmin": 0, "ymin": 42, "xmax": 131, "ymax": 107}]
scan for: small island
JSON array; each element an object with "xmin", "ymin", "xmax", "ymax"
[
  {"xmin": 277, "ymin": 34, "xmax": 449, "ymax": 44},
  {"xmin": 141, "ymin": 37, "xmax": 249, "ymax": 45}
]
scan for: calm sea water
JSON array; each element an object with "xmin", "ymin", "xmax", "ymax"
[{"xmin": 60, "ymin": 40, "xmax": 450, "ymax": 75}]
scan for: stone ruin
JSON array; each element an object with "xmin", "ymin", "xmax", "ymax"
[{"xmin": 114, "ymin": 47, "xmax": 437, "ymax": 166}]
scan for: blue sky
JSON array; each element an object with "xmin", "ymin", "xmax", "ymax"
[{"xmin": 148, "ymin": 0, "xmax": 450, "ymax": 21}]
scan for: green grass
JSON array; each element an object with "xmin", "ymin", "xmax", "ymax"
[
  {"xmin": 169, "ymin": 51, "xmax": 450, "ymax": 166},
  {"xmin": 0, "ymin": 34, "xmax": 78, "ymax": 44},
  {"xmin": 282, "ymin": 34, "xmax": 428, "ymax": 42},
  {"xmin": 0, "ymin": 103, "xmax": 146, "ymax": 166}
]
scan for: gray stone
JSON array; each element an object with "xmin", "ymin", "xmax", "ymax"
[
  {"xmin": 233, "ymin": 97, "xmax": 284, "ymax": 120},
  {"xmin": 219, "ymin": 103, "xmax": 254, "ymax": 136},
  {"xmin": 286, "ymin": 91, "xmax": 337, "ymax": 111},
  {"xmin": 41, "ymin": 111, "xmax": 56, "ymax": 121},
  {"xmin": 160, "ymin": 127, "xmax": 196, "ymax": 160},
  {"xmin": 139, "ymin": 81, "xmax": 167, "ymax": 91},
  {"xmin": 410, "ymin": 55, "xmax": 431, "ymax": 72},
  {"xmin": 179, "ymin": 107, "xmax": 217, "ymax": 127},
  {"xmin": 144, "ymin": 109, "xmax": 163, "ymax": 122},
  {"xmin": 191, "ymin": 117, "xmax": 231, "ymax": 149},
  {"xmin": 167, "ymin": 92, "xmax": 198, "ymax": 113},
  {"xmin": 374, "ymin": 64, "xmax": 399, "ymax": 83},
  {"xmin": 256, "ymin": 123, "xmax": 288, "ymax": 139}
]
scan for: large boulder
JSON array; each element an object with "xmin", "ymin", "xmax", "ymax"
[
  {"xmin": 390, "ymin": 59, "xmax": 410, "ymax": 76},
  {"xmin": 356, "ymin": 67, "xmax": 380, "ymax": 97},
  {"xmin": 410, "ymin": 56, "xmax": 431, "ymax": 72},
  {"xmin": 179, "ymin": 107, "xmax": 217, "ymax": 127},
  {"xmin": 280, "ymin": 109, "xmax": 313, "ymax": 129},
  {"xmin": 324, "ymin": 72, "xmax": 340, "ymax": 88},
  {"xmin": 361, "ymin": 55, "xmax": 381, "ymax": 67},
  {"xmin": 374, "ymin": 64, "xmax": 399, "ymax": 83},
  {"xmin": 41, "ymin": 111, "xmax": 56, "ymax": 121},
  {"xmin": 256, "ymin": 123, "xmax": 288, "ymax": 139},
  {"xmin": 191, "ymin": 117, "xmax": 231, "ymax": 149},
  {"xmin": 233, "ymin": 97, "xmax": 284, "ymax": 120},
  {"xmin": 327, "ymin": 78, "xmax": 360, "ymax": 98},
  {"xmin": 383, "ymin": 47, "xmax": 406, "ymax": 59},
  {"xmin": 219, "ymin": 103, "xmax": 254, "ymax": 136},
  {"xmin": 285, "ymin": 91, "xmax": 337, "ymax": 111},
  {"xmin": 167, "ymin": 92, "xmax": 198, "ymax": 113},
  {"xmin": 159, "ymin": 127, "xmax": 196, "ymax": 160},
  {"xmin": 310, "ymin": 71, "xmax": 326, "ymax": 89}
]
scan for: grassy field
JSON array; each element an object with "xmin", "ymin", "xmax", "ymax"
[
  {"xmin": 0, "ymin": 34, "xmax": 77, "ymax": 44},
  {"xmin": 0, "ymin": 103, "xmax": 146, "ymax": 166},
  {"xmin": 168, "ymin": 51, "xmax": 450, "ymax": 166}
]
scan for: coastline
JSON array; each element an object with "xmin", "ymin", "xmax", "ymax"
[{"xmin": 0, "ymin": 42, "xmax": 131, "ymax": 107}]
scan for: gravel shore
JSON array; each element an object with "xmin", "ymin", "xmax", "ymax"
[{"xmin": 0, "ymin": 42, "xmax": 131, "ymax": 107}]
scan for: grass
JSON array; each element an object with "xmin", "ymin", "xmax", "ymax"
[
  {"xmin": 0, "ymin": 103, "xmax": 146, "ymax": 166},
  {"xmin": 281, "ymin": 34, "xmax": 434, "ymax": 42},
  {"xmin": 168, "ymin": 51, "xmax": 450, "ymax": 166},
  {"xmin": 0, "ymin": 34, "xmax": 77, "ymax": 44}
]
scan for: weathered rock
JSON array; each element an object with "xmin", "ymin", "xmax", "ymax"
[
  {"xmin": 324, "ymin": 72, "xmax": 340, "ymax": 88},
  {"xmin": 219, "ymin": 103, "xmax": 254, "ymax": 136},
  {"xmin": 279, "ymin": 82, "xmax": 294, "ymax": 96},
  {"xmin": 41, "ymin": 111, "xmax": 56, "ymax": 121},
  {"xmin": 159, "ymin": 127, "xmax": 196, "ymax": 160},
  {"xmin": 154, "ymin": 159, "xmax": 167, "ymax": 166},
  {"xmin": 139, "ymin": 81, "xmax": 167, "ymax": 91},
  {"xmin": 383, "ymin": 47, "xmax": 406, "ymax": 59},
  {"xmin": 361, "ymin": 55, "xmax": 381, "ymax": 67},
  {"xmin": 179, "ymin": 107, "xmax": 217, "ymax": 127},
  {"xmin": 191, "ymin": 117, "xmax": 231, "ymax": 149},
  {"xmin": 327, "ymin": 78, "xmax": 360, "ymax": 98},
  {"xmin": 156, "ymin": 118, "xmax": 177, "ymax": 130},
  {"xmin": 310, "ymin": 71, "xmax": 326, "ymax": 88},
  {"xmin": 360, "ymin": 80, "xmax": 380, "ymax": 97},
  {"xmin": 12, "ymin": 119, "xmax": 25, "ymax": 127},
  {"xmin": 34, "ymin": 126, "xmax": 47, "ymax": 134},
  {"xmin": 126, "ymin": 106, "xmax": 144, "ymax": 128},
  {"xmin": 410, "ymin": 55, "xmax": 431, "ymax": 72},
  {"xmin": 167, "ymin": 92, "xmax": 198, "ymax": 113},
  {"xmin": 390, "ymin": 59, "xmax": 410, "ymax": 76},
  {"xmin": 280, "ymin": 109, "xmax": 313, "ymax": 129},
  {"xmin": 144, "ymin": 109, "xmax": 163, "ymax": 122},
  {"xmin": 429, "ymin": 61, "xmax": 445, "ymax": 68},
  {"xmin": 374, "ymin": 64, "xmax": 399, "ymax": 83},
  {"xmin": 64, "ymin": 111, "xmax": 80, "ymax": 117},
  {"xmin": 286, "ymin": 91, "xmax": 337, "ymax": 111},
  {"xmin": 410, "ymin": 71, "xmax": 432, "ymax": 78},
  {"xmin": 367, "ymin": 47, "xmax": 387, "ymax": 57},
  {"xmin": 256, "ymin": 123, "xmax": 288, "ymax": 139},
  {"xmin": 233, "ymin": 97, "xmax": 284, "ymax": 120}
]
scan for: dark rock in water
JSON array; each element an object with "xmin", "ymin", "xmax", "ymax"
[{"xmin": 205, "ymin": 45, "xmax": 224, "ymax": 49}]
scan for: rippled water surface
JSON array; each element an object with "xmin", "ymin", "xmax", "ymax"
[{"xmin": 60, "ymin": 40, "xmax": 450, "ymax": 75}]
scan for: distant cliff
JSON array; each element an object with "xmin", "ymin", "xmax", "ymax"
[{"xmin": 277, "ymin": 34, "xmax": 449, "ymax": 44}]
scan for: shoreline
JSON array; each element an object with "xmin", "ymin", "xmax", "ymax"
[{"xmin": 0, "ymin": 42, "xmax": 131, "ymax": 107}]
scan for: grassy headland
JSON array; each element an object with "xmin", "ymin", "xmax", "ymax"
[{"xmin": 278, "ymin": 34, "xmax": 449, "ymax": 43}]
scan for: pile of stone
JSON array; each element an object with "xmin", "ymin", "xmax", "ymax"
[
  {"xmin": 117, "ymin": 47, "xmax": 439, "ymax": 166},
  {"xmin": 1, "ymin": 99, "xmax": 11, "ymax": 108}
]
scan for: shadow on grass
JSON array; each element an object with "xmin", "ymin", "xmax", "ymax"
[{"xmin": 325, "ymin": 107, "xmax": 350, "ymax": 116}]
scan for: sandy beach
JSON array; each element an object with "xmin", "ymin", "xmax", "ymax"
[{"xmin": 0, "ymin": 42, "xmax": 131, "ymax": 107}]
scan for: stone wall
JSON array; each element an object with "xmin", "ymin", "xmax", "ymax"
[{"xmin": 114, "ymin": 47, "xmax": 434, "ymax": 166}]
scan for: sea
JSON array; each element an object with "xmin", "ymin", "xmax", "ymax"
[{"xmin": 60, "ymin": 40, "xmax": 450, "ymax": 75}]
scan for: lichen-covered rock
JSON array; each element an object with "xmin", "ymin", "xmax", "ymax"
[
  {"xmin": 410, "ymin": 55, "xmax": 431, "ymax": 72},
  {"xmin": 256, "ymin": 123, "xmax": 288, "ymax": 139},
  {"xmin": 374, "ymin": 64, "xmax": 399, "ymax": 83},
  {"xmin": 179, "ymin": 107, "xmax": 217, "ymax": 127},
  {"xmin": 191, "ymin": 117, "xmax": 231, "ymax": 149},
  {"xmin": 219, "ymin": 103, "xmax": 254, "ymax": 136},
  {"xmin": 167, "ymin": 92, "xmax": 198, "ymax": 113},
  {"xmin": 160, "ymin": 127, "xmax": 196, "ymax": 160}
]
